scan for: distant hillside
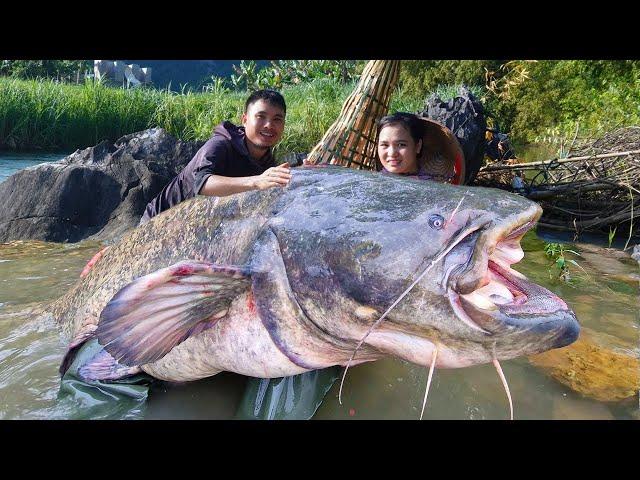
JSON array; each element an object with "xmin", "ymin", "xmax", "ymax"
[{"xmin": 122, "ymin": 60, "xmax": 269, "ymax": 91}]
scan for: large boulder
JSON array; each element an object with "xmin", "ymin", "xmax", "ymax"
[
  {"xmin": 529, "ymin": 327, "xmax": 639, "ymax": 403},
  {"xmin": 0, "ymin": 128, "xmax": 202, "ymax": 244},
  {"xmin": 419, "ymin": 86, "xmax": 487, "ymax": 184}
]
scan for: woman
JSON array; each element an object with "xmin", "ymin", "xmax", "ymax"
[{"xmin": 377, "ymin": 112, "xmax": 460, "ymax": 183}]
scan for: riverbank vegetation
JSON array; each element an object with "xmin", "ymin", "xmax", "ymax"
[
  {"xmin": 0, "ymin": 75, "xmax": 421, "ymax": 155},
  {"xmin": 400, "ymin": 60, "xmax": 640, "ymax": 146},
  {"xmin": 1, "ymin": 60, "xmax": 639, "ymax": 155}
]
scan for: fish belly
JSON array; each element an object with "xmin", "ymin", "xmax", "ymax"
[{"xmin": 141, "ymin": 292, "xmax": 313, "ymax": 382}]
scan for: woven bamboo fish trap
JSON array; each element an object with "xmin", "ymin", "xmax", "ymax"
[{"xmin": 306, "ymin": 60, "xmax": 400, "ymax": 169}]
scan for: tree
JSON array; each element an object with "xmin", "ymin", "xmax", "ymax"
[{"xmin": 0, "ymin": 60, "xmax": 92, "ymax": 81}]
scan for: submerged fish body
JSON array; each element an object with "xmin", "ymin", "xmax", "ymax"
[{"xmin": 49, "ymin": 167, "xmax": 580, "ymax": 383}]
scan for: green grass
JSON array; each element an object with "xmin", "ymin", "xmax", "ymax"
[
  {"xmin": 3, "ymin": 61, "xmax": 639, "ymax": 154},
  {"xmin": 0, "ymin": 78, "xmax": 161, "ymax": 150},
  {"xmin": 0, "ymin": 77, "xmax": 425, "ymax": 156}
]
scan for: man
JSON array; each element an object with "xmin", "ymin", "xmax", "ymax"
[
  {"xmin": 138, "ymin": 88, "xmax": 338, "ymax": 419},
  {"xmin": 139, "ymin": 89, "xmax": 292, "ymax": 224}
]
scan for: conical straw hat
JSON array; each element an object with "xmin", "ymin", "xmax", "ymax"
[{"xmin": 417, "ymin": 117, "xmax": 466, "ymax": 185}]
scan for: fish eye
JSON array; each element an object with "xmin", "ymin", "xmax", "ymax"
[{"xmin": 428, "ymin": 214, "xmax": 445, "ymax": 230}]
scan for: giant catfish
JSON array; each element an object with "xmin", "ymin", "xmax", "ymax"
[{"xmin": 48, "ymin": 167, "xmax": 579, "ymax": 396}]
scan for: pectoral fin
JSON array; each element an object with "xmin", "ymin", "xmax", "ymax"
[{"xmin": 96, "ymin": 261, "xmax": 252, "ymax": 366}]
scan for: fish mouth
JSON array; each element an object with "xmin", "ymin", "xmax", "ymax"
[{"xmin": 446, "ymin": 209, "xmax": 580, "ymax": 347}]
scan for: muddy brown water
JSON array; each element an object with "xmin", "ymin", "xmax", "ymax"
[{"xmin": 0, "ymin": 233, "xmax": 638, "ymax": 420}]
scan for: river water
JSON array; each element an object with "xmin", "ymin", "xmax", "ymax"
[
  {"xmin": 1, "ymin": 234, "xmax": 637, "ymax": 420},
  {"xmin": 0, "ymin": 152, "xmax": 69, "ymax": 184},
  {"xmin": 0, "ymin": 155, "xmax": 638, "ymax": 420}
]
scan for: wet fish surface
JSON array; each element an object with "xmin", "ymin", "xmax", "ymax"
[{"xmin": 45, "ymin": 167, "xmax": 579, "ymax": 386}]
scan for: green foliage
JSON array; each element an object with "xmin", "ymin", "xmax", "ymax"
[
  {"xmin": 0, "ymin": 76, "xmax": 367, "ymax": 154},
  {"xmin": 150, "ymin": 86, "xmax": 244, "ymax": 142},
  {"xmin": 202, "ymin": 76, "xmax": 230, "ymax": 95},
  {"xmin": 272, "ymin": 78, "xmax": 355, "ymax": 157},
  {"xmin": 544, "ymin": 242, "xmax": 585, "ymax": 283},
  {"xmin": 0, "ymin": 60, "xmax": 92, "ymax": 81},
  {"xmin": 608, "ymin": 226, "xmax": 617, "ymax": 248},
  {"xmin": 398, "ymin": 60, "xmax": 640, "ymax": 145},
  {"xmin": 0, "ymin": 77, "xmax": 159, "ymax": 150},
  {"xmin": 497, "ymin": 60, "xmax": 640, "ymax": 144},
  {"xmin": 228, "ymin": 60, "xmax": 364, "ymax": 91},
  {"xmin": 428, "ymin": 84, "xmax": 486, "ymax": 103},
  {"xmin": 3, "ymin": 60, "xmax": 639, "ymax": 156},
  {"xmin": 399, "ymin": 60, "xmax": 501, "ymax": 98},
  {"xmin": 229, "ymin": 60, "xmax": 276, "ymax": 90}
]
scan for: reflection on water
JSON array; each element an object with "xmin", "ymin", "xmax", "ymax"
[{"xmin": 0, "ymin": 233, "xmax": 637, "ymax": 420}]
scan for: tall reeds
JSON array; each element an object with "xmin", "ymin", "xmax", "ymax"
[
  {"xmin": 0, "ymin": 78, "xmax": 160, "ymax": 150},
  {"xmin": 0, "ymin": 77, "xmax": 424, "ymax": 156}
]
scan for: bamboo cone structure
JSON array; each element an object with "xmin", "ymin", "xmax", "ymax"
[{"xmin": 306, "ymin": 60, "xmax": 401, "ymax": 169}]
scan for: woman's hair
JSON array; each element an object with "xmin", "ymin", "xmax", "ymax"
[{"xmin": 377, "ymin": 112, "xmax": 425, "ymax": 146}]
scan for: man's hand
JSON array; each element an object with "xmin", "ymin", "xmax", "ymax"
[
  {"xmin": 254, "ymin": 164, "xmax": 292, "ymax": 191},
  {"xmin": 199, "ymin": 165, "xmax": 292, "ymax": 197}
]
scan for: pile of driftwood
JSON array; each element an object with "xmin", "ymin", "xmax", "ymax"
[{"xmin": 475, "ymin": 126, "xmax": 640, "ymax": 241}]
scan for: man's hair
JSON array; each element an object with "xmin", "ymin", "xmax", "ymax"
[{"xmin": 244, "ymin": 89, "xmax": 287, "ymax": 115}]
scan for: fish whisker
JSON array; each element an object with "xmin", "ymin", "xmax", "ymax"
[
  {"xmin": 445, "ymin": 194, "xmax": 466, "ymax": 228},
  {"xmin": 492, "ymin": 354, "xmax": 514, "ymax": 420},
  {"xmin": 338, "ymin": 222, "xmax": 484, "ymax": 405},
  {"xmin": 420, "ymin": 344, "xmax": 439, "ymax": 420}
]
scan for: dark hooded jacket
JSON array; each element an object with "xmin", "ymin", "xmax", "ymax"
[{"xmin": 140, "ymin": 121, "xmax": 275, "ymax": 223}]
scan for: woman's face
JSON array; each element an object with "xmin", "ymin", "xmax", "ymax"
[{"xmin": 377, "ymin": 123, "xmax": 422, "ymax": 174}]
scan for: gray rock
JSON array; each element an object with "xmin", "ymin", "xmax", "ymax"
[
  {"xmin": 94, "ymin": 60, "xmax": 152, "ymax": 86},
  {"xmin": 112, "ymin": 61, "xmax": 125, "ymax": 83},
  {"xmin": 0, "ymin": 128, "xmax": 202, "ymax": 244},
  {"xmin": 632, "ymin": 244, "xmax": 640, "ymax": 264},
  {"xmin": 418, "ymin": 85, "xmax": 487, "ymax": 185}
]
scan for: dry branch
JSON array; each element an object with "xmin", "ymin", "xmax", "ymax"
[{"xmin": 475, "ymin": 127, "xmax": 640, "ymax": 238}]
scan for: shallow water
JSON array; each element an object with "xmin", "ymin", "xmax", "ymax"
[
  {"xmin": 0, "ymin": 152, "xmax": 68, "ymax": 183},
  {"xmin": 0, "ymin": 231, "xmax": 637, "ymax": 420}
]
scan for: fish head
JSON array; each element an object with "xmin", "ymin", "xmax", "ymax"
[{"xmin": 270, "ymin": 167, "xmax": 580, "ymax": 368}]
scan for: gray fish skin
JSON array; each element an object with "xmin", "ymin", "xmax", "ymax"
[{"xmin": 48, "ymin": 166, "xmax": 579, "ymax": 382}]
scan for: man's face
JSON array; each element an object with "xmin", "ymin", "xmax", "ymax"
[{"xmin": 242, "ymin": 99, "xmax": 285, "ymax": 150}]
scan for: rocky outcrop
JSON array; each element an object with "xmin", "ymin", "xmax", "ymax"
[
  {"xmin": 0, "ymin": 128, "xmax": 202, "ymax": 243},
  {"xmin": 419, "ymin": 86, "xmax": 487, "ymax": 185},
  {"xmin": 94, "ymin": 60, "xmax": 153, "ymax": 87},
  {"xmin": 529, "ymin": 327, "xmax": 639, "ymax": 402}
]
